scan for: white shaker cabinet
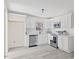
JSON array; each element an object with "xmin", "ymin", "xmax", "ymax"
[
  {"xmin": 58, "ymin": 35, "xmax": 74, "ymax": 53},
  {"xmin": 61, "ymin": 13, "xmax": 73, "ymax": 29},
  {"xmin": 51, "ymin": 13, "xmax": 73, "ymax": 29},
  {"xmin": 62, "ymin": 35, "xmax": 69, "ymax": 52},
  {"xmin": 60, "ymin": 15, "xmax": 68, "ymax": 29},
  {"xmin": 61, "ymin": 35, "xmax": 74, "ymax": 53},
  {"xmin": 58, "ymin": 35, "xmax": 63, "ymax": 50},
  {"xmin": 24, "ymin": 35, "xmax": 29, "ymax": 47},
  {"xmin": 26, "ymin": 16, "xmax": 37, "ymax": 35}
]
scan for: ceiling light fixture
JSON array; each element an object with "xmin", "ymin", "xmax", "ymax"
[
  {"xmin": 41, "ymin": 9, "xmax": 45, "ymax": 13},
  {"xmin": 41, "ymin": 8, "xmax": 46, "ymax": 17}
]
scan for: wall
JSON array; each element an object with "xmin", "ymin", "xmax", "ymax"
[{"xmin": 4, "ymin": 3, "xmax": 8, "ymax": 56}]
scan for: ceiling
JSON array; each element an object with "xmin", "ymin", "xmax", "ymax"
[{"xmin": 7, "ymin": 0, "xmax": 74, "ymax": 18}]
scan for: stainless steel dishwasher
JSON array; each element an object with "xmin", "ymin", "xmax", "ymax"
[{"xmin": 29, "ymin": 35, "xmax": 38, "ymax": 47}]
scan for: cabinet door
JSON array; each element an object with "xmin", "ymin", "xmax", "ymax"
[
  {"xmin": 8, "ymin": 21, "xmax": 25, "ymax": 48},
  {"xmin": 61, "ymin": 15, "xmax": 68, "ymax": 29},
  {"xmin": 58, "ymin": 36, "xmax": 63, "ymax": 49},
  {"xmin": 26, "ymin": 16, "xmax": 36, "ymax": 33},
  {"xmin": 61, "ymin": 13, "xmax": 72, "ymax": 29},
  {"xmin": 62, "ymin": 36, "xmax": 68, "ymax": 52}
]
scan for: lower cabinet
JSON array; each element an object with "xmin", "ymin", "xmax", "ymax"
[
  {"xmin": 62, "ymin": 36, "xmax": 69, "ymax": 52},
  {"xmin": 58, "ymin": 36, "xmax": 63, "ymax": 49},
  {"xmin": 62, "ymin": 35, "xmax": 74, "ymax": 53},
  {"xmin": 58, "ymin": 35, "xmax": 74, "ymax": 53}
]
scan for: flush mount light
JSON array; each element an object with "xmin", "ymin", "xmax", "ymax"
[
  {"xmin": 41, "ymin": 8, "xmax": 47, "ymax": 17},
  {"xmin": 41, "ymin": 9, "xmax": 45, "ymax": 13}
]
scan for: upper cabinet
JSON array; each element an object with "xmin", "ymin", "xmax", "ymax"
[
  {"xmin": 26, "ymin": 16, "xmax": 37, "ymax": 35},
  {"xmin": 26, "ymin": 16, "xmax": 47, "ymax": 35},
  {"xmin": 26, "ymin": 16, "xmax": 36, "ymax": 29},
  {"xmin": 61, "ymin": 13, "xmax": 74, "ymax": 29},
  {"xmin": 48, "ymin": 13, "xmax": 74, "ymax": 30}
]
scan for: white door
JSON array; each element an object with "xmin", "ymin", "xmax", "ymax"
[{"xmin": 8, "ymin": 21, "xmax": 25, "ymax": 48}]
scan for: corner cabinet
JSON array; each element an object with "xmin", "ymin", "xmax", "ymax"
[{"xmin": 62, "ymin": 35, "xmax": 74, "ymax": 53}]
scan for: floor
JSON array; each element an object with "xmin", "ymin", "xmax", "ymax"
[{"xmin": 6, "ymin": 45, "xmax": 74, "ymax": 59}]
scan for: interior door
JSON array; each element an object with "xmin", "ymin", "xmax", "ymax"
[{"xmin": 8, "ymin": 21, "xmax": 25, "ymax": 48}]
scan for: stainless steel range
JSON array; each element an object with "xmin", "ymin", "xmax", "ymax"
[{"xmin": 50, "ymin": 34, "xmax": 58, "ymax": 48}]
